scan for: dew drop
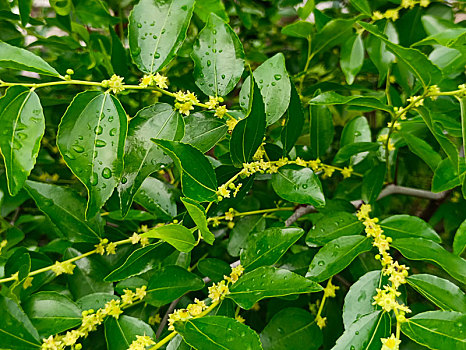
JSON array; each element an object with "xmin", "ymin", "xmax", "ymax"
[
  {"xmin": 207, "ymin": 60, "xmax": 212, "ymax": 67},
  {"xmin": 96, "ymin": 140, "xmax": 107, "ymax": 147},
  {"xmin": 354, "ymin": 131, "xmax": 361, "ymax": 136},
  {"xmin": 121, "ymin": 177, "xmax": 128, "ymax": 184},
  {"xmin": 102, "ymin": 167, "xmax": 112, "ymax": 179},
  {"xmin": 137, "ymin": 23, "xmax": 142, "ymax": 28},
  {"xmin": 153, "ymin": 35, "xmax": 157, "ymax": 39},
  {"xmin": 17, "ymin": 132, "xmax": 27, "ymax": 140},
  {"xmin": 271, "ymin": 82, "xmax": 276, "ymax": 86},
  {"xmin": 302, "ymin": 184, "xmax": 308, "ymax": 189},
  {"xmin": 94, "ymin": 126, "xmax": 103, "ymax": 135},
  {"xmin": 108, "ymin": 116, "xmax": 114, "ymax": 122},
  {"xmin": 221, "ymin": 74, "xmax": 226, "ymax": 79},
  {"xmin": 155, "ymin": 52, "xmax": 160, "ymax": 59},
  {"xmin": 89, "ymin": 172, "xmax": 98, "ymax": 186},
  {"xmin": 64, "ymin": 151, "xmax": 75, "ymax": 160},
  {"xmin": 317, "ymin": 260, "xmax": 325, "ymax": 266},
  {"xmin": 43, "ymin": 199, "xmax": 53, "ymax": 207},
  {"xmin": 274, "ymin": 74, "xmax": 282, "ymax": 80},
  {"xmin": 73, "ymin": 145, "xmax": 84, "ymax": 153},
  {"xmin": 161, "ymin": 29, "xmax": 166, "ymax": 34},
  {"xmin": 109, "ymin": 128, "xmax": 117, "ymax": 136}
]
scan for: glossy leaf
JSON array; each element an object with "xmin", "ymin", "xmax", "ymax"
[
  {"xmin": 229, "ymin": 266, "xmax": 322, "ymax": 309},
  {"xmin": 23, "ymin": 292, "xmax": 81, "ymax": 337},
  {"xmin": 407, "ymin": 274, "xmax": 466, "ymax": 313},
  {"xmin": 197, "ymin": 258, "xmax": 231, "ymax": 283},
  {"xmin": 182, "ymin": 112, "xmax": 227, "ymax": 153},
  {"xmin": 306, "ymin": 236, "xmax": 372, "ymax": 282},
  {"xmin": 281, "ymin": 79, "xmax": 304, "ymax": 155},
  {"xmin": 260, "ymin": 308, "xmax": 322, "ymax": 350},
  {"xmin": 230, "ymin": 77, "xmax": 266, "ymax": 167},
  {"xmin": 134, "ymin": 177, "xmax": 177, "ymax": 220},
  {"xmin": 312, "ymin": 18, "xmax": 355, "ymax": 55},
  {"xmin": 271, "ymin": 165, "xmax": 325, "ymax": 207},
  {"xmin": 104, "ymin": 243, "xmax": 174, "ymax": 282},
  {"xmin": 281, "ymin": 21, "xmax": 313, "ymax": 39},
  {"xmin": 342, "ymin": 270, "xmax": 382, "ymax": 328},
  {"xmin": 380, "ymin": 215, "xmax": 441, "ymax": 243},
  {"xmin": 401, "ymin": 311, "xmax": 466, "ymax": 350},
  {"xmin": 309, "ymin": 105, "xmax": 334, "ymax": 159},
  {"xmin": 432, "ymin": 158, "xmax": 462, "ymax": 193},
  {"xmin": 152, "ymin": 140, "xmax": 217, "ymax": 202},
  {"xmin": 18, "ymin": 0, "xmax": 32, "ymax": 26},
  {"xmin": 240, "ymin": 227, "xmax": 304, "ymax": 271},
  {"xmin": 49, "ymin": 0, "xmax": 72, "ymax": 16},
  {"xmin": 310, "ymin": 92, "xmax": 393, "ymax": 113},
  {"xmin": 0, "ymin": 295, "xmax": 41, "ymax": 349},
  {"xmin": 239, "ymin": 53, "xmax": 290, "ymax": 125},
  {"xmin": 340, "ymin": 34, "xmax": 364, "ymax": 85},
  {"xmin": 119, "ymin": 103, "xmax": 184, "ymax": 216},
  {"xmin": 227, "ymin": 215, "xmax": 266, "ymax": 257},
  {"xmin": 366, "ymin": 21, "xmax": 397, "ymax": 83},
  {"xmin": 57, "ymin": 91, "xmax": 127, "ymax": 218},
  {"xmin": 181, "ymin": 197, "xmax": 214, "ymax": 244},
  {"xmin": 333, "ymin": 142, "xmax": 379, "ymax": 164},
  {"xmin": 191, "ymin": 13, "xmax": 244, "ymax": 97},
  {"xmin": 176, "ymin": 316, "xmax": 262, "ymax": 350},
  {"xmin": 402, "ymin": 131, "xmax": 442, "ymax": 171},
  {"xmin": 332, "ymin": 311, "xmax": 391, "ymax": 350},
  {"xmin": 0, "ymin": 86, "xmax": 45, "ymax": 196},
  {"xmin": 194, "ymin": 0, "xmax": 228, "ymax": 22},
  {"xmin": 145, "ymin": 265, "xmax": 204, "ymax": 307},
  {"xmin": 306, "ymin": 211, "xmax": 363, "ymax": 246},
  {"xmin": 142, "ymin": 224, "xmax": 196, "ymax": 253},
  {"xmin": 453, "ymin": 219, "xmax": 466, "ymax": 255},
  {"xmin": 361, "ymin": 164, "xmax": 386, "ymax": 204},
  {"xmin": 24, "ymin": 180, "xmax": 103, "ymax": 243},
  {"xmin": 105, "ymin": 315, "xmax": 155, "ymax": 350},
  {"xmin": 350, "ymin": 0, "xmax": 371, "ymax": 16},
  {"xmin": 0, "ymin": 41, "xmax": 60, "ymax": 76},
  {"xmin": 392, "ymin": 238, "xmax": 466, "ymax": 284},
  {"xmin": 129, "ymin": 0, "xmax": 195, "ymax": 74}
]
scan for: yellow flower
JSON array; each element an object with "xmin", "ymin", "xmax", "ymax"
[
  {"xmin": 95, "ymin": 239, "xmax": 108, "ymax": 255},
  {"xmin": 23, "ymin": 276, "xmax": 33, "ymax": 289},
  {"xmin": 381, "ymin": 334, "xmax": 401, "ymax": 350},
  {"xmin": 174, "ymin": 90, "xmax": 187, "ymax": 102},
  {"xmin": 401, "ymin": 0, "xmax": 415, "ymax": 8},
  {"xmin": 121, "ymin": 289, "xmax": 135, "ymax": 305},
  {"xmin": 187, "ymin": 298, "xmax": 206, "ymax": 316},
  {"xmin": 215, "ymin": 105, "xmax": 227, "ymax": 118},
  {"xmin": 129, "ymin": 335, "xmax": 156, "ymax": 350},
  {"xmin": 140, "ymin": 236, "xmax": 149, "ymax": 247},
  {"xmin": 387, "ymin": 121, "xmax": 401, "ymax": 130},
  {"xmin": 177, "ymin": 101, "xmax": 194, "ymax": 116},
  {"xmin": 218, "ymin": 184, "xmax": 231, "ymax": 199},
  {"xmin": 340, "ymin": 166, "xmax": 353, "ymax": 178},
  {"xmin": 106, "ymin": 241, "xmax": 117, "ymax": 255},
  {"xmin": 62, "ymin": 330, "xmax": 80, "ymax": 346},
  {"xmin": 323, "ymin": 281, "xmax": 339, "ymax": 298},
  {"xmin": 316, "ymin": 315, "xmax": 327, "ymax": 329},
  {"xmin": 140, "ymin": 74, "xmax": 152, "ymax": 87},
  {"xmin": 41, "ymin": 335, "xmax": 62, "ymax": 350},
  {"xmin": 419, "ymin": 0, "xmax": 429, "ymax": 7},
  {"xmin": 235, "ymin": 315, "xmax": 245, "ymax": 323},
  {"xmin": 107, "ymin": 74, "xmax": 125, "ymax": 94},
  {"xmin": 135, "ymin": 285, "xmax": 147, "ymax": 300},
  {"xmin": 51, "ymin": 261, "xmax": 75, "ymax": 276},
  {"xmin": 308, "ymin": 159, "xmax": 322, "ymax": 171},
  {"xmin": 295, "ymin": 157, "xmax": 306, "ymax": 167},
  {"xmin": 276, "ymin": 157, "xmax": 289, "ymax": 168},
  {"xmin": 233, "ymin": 183, "xmax": 242, "ymax": 197},
  {"xmin": 208, "ymin": 280, "xmax": 229, "ymax": 302},
  {"xmin": 322, "ymin": 166, "xmax": 335, "ymax": 178},
  {"xmin": 356, "ymin": 204, "xmax": 372, "ymax": 220},
  {"xmin": 149, "ymin": 313, "xmax": 162, "ymax": 325},
  {"xmin": 130, "ymin": 232, "xmax": 141, "ymax": 244},
  {"xmin": 384, "ymin": 9, "xmax": 399, "ymax": 21},
  {"xmin": 224, "ymin": 208, "xmax": 235, "ymax": 221},
  {"xmin": 372, "ymin": 11, "xmax": 384, "ymax": 20},
  {"xmin": 153, "ymin": 72, "xmax": 168, "ymax": 89},
  {"xmin": 185, "ymin": 90, "xmax": 199, "ymax": 104},
  {"xmin": 226, "ymin": 118, "xmax": 238, "ymax": 131},
  {"xmin": 206, "ymin": 96, "xmax": 219, "ymax": 109}
]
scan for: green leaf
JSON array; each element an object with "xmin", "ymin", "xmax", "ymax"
[
  {"xmin": 281, "ymin": 79, "xmax": 304, "ymax": 155},
  {"xmin": 359, "ymin": 21, "xmax": 442, "ymax": 87},
  {"xmin": 380, "ymin": 215, "xmax": 441, "ymax": 243},
  {"xmin": 342, "ymin": 270, "xmax": 382, "ymax": 328},
  {"xmin": 350, "ymin": 0, "xmax": 371, "ymax": 16},
  {"xmin": 176, "ymin": 316, "xmax": 262, "ymax": 350},
  {"xmin": 104, "ymin": 243, "xmax": 174, "ymax": 282},
  {"xmin": 197, "ymin": 258, "xmax": 231, "ymax": 283},
  {"xmin": 340, "ymin": 34, "xmax": 364, "ymax": 85},
  {"xmin": 119, "ymin": 103, "xmax": 184, "ymax": 216},
  {"xmin": 23, "ymin": 292, "xmax": 81, "ymax": 337},
  {"xmin": 459, "ymin": 96, "xmax": 466, "ymax": 171},
  {"xmin": 105, "ymin": 315, "xmax": 155, "ymax": 350},
  {"xmin": 401, "ymin": 311, "xmax": 466, "ymax": 350},
  {"xmin": 18, "ymin": 0, "xmax": 32, "ymax": 26},
  {"xmin": 24, "ymin": 180, "xmax": 103, "ymax": 243},
  {"xmin": 309, "ymin": 105, "xmax": 334, "ymax": 159},
  {"xmin": 240, "ymin": 227, "xmax": 304, "ymax": 271},
  {"xmin": 361, "ymin": 164, "xmax": 386, "ymax": 204},
  {"xmin": 281, "ymin": 21, "xmax": 313, "ymax": 39},
  {"xmin": 134, "ymin": 177, "xmax": 177, "ymax": 220},
  {"xmin": 230, "ymin": 76, "xmax": 266, "ymax": 167},
  {"xmin": 453, "ymin": 219, "xmax": 466, "ymax": 255},
  {"xmin": 129, "ymin": 0, "xmax": 195, "ymax": 73},
  {"xmin": 312, "ymin": 18, "xmax": 355, "ymax": 56},
  {"xmin": 402, "ymin": 131, "xmax": 442, "ymax": 171},
  {"xmin": 309, "ymin": 92, "xmax": 393, "ymax": 113},
  {"xmin": 366, "ymin": 21, "xmax": 397, "ymax": 83},
  {"xmin": 0, "ymin": 41, "xmax": 60, "ymax": 77},
  {"xmin": 181, "ymin": 197, "xmax": 215, "ymax": 244},
  {"xmin": 332, "ymin": 311, "xmax": 391, "ymax": 350},
  {"xmin": 194, "ymin": 0, "xmax": 228, "ymax": 22},
  {"xmin": 182, "ymin": 112, "xmax": 227, "ymax": 153},
  {"xmin": 153, "ymin": 140, "xmax": 217, "ymax": 202},
  {"xmin": 239, "ymin": 53, "xmax": 291, "ymax": 125},
  {"xmin": 0, "ymin": 86, "xmax": 45, "ymax": 196},
  {"xmin": 0, "ymin": 295, "xmax": 41, "ymax": 349},
  {"xmin": 57, "ymin": 91, "xmax": 127, "ymax": 218},
  {"xmin": 49, "ymin": 0, "xmax": 72, "ymax": 16},
  {"xmin": 229, "ymin": 266, "xmax": 322, "ymax": 309},
  {"xmin": 191, "ymin": 13, "xmax": 244, "ymax": 97},
  {"xmin": 333, "ymin": 142, "xmax": 379, "ymax": 164},
  {"xmin": 271, "ymin": 165, "xmax": 325, "ymax": 207},
  {"xmin": 432, "ymin": 158, "xmax": 462, "ymax": 192},
  {"xmin": 142, "ymin": 224, "xmax": 196, "ymax": 252},
  {"xmin": 64, "ymin": 247, "xmax": 114, "ymax": 299},
  {"xmin": 392, "ymin": 238, "xmax": 466, "ymax": 284},
  {"xmin": 297, "ymin": 0, "xmax": 315, "ymax": 20},
  {"xmin": 145, "ymin": 265, "xmax": 204, "ymax": 307},
  {"xmin": 227, "ymin": 215, "xmax": 266, "ymax": 257},
  {"xmin": 260, "ymin": 308, "xmax": 322, "ymax": 350},
  {"xmin": 306, "ymin": 235, "xmax": 372, "ymax": 282},
  {"xmin": 407, "ymin": 274, "xmax": 466, "ymax": 313},
  {"xmin": 306, "ymin": 211, "xmax": 364, "ymax": 246}
]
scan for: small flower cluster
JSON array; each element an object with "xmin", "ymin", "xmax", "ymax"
[
  {"xmin": 372, "ymin": 0, "xmax": 429, "ymax": 21},
  {"xmin": 174, "ymin": 90, "xmax": 199, "ymax": 116},
  {"xmin": 0, "ymin": 239, "xmax": 7, "ymax": 255},
  {"xmin": 102, "ymin": 74, "xmax": 125, "ymax": 94},
  {"xmin": 128, "ymin": 335, "xmax": 156, "ymax": 350},
  {"xmin": 458, "ymin": 84, "xmax": 466, "ymax": 97},
  {"xmin": 377, "ymin": 134, "xmax": 396, "ymax": 152},
  {"xmin": 216, "ymin": 182, "xmax": 242, "ymax": 201},
  {"xmin": 204, "ymin": 95, "xmax": 228, "ymax": 119},
  {"xmin": 51, "ymin": 260, "xmax": 76, "ymax": 276},
  {"xmin": 168, "ymin": 298, "xmax": 208, "ymax": 331},
  {"xmin": 314, "ymin": 279, "xmax": 340, "ymax": 329},
  {"xmin": 94, "ymin": 238, "xmax": 117, "ymax": 255},
  {"xmin": 37, "ymin": 172, "xmax": 60, "ymax": 182},
  {"xmin": 129, "ymin": 232, "xmax": 150, "ymax": 247},
  {"xmin": 357, "ymin": 204, "xmax": 410, "ymax": 350},
  {"xmin": 139, "ymin": 72, "xmax": 168, "ymax": 89},
  {"xmin": 41, "ymin": 286, "xmax": 147, "ymax": 349}
]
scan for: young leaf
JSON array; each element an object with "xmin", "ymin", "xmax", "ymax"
[
  {"xmin": 380, "ymin": 215, "xmax": 441, "ymax": 243},
  {"xmin": 18, "ymin": 0, "xmax": 32, "ymax": 26},
  {"xmin": 340, "ymin": 34, "xmax": 364, "ymax": 85},
  {"xmin": 176, "ymin": 316, "xmax": 262, "ymax": 350},
  {"xmin": 453, "ymin": 219, "xmax": 466, "ymax": 256},
  {"xmin": 145, "ymin": 265, "xmax": 204, "ymax": 307},
  {"xmin": 129, "ymin": 0, "xmax": 195, "ymax": 73},
  {"xmin": 182, "ymin": 112, "xmax": 227, "ymax": 153},
  {"xmin": 0, "ymin": 41, "xmax": 60, "ymax": 77},
  {"xmin": 151, "ymin": 140, "xmax": 217, "ymax": 202},
  {"xmin": 0, "ymin": 86, "xmax": 45, "ymax": 196},
  {"xmin": 401, "ymin": 311, "xmax": 466, "ymax": 350},
  {"xmin": 361, "ymin": 164, "xmax": 386, "ymax": 204},
  {"xmin": 306, "ymin": 235, "xmax": 372, "ymax": 282},
  {"xmin": 230, "ymin": 77, "xmax": 266, "ymax": 167},
  {"xmin": 229, "ymin": 266, "xmax": 322, "ymax": 309},
  {"xmin": 271, "ymin": 165, "xmax": 325, "ymax": 207},
  {"xmin": 312, "ymin": 18, "xmax": 355, "ymax": 55},
  {"xmin": 309, "ymin": 105, "xmax": 334, "ymax": 159},
  {"xmin": 365, "ymin": 21, "xmax": 397, "ymax": 83},
  {"xmin": 392, "ymin": 238, "xmax": 466, "ymax": 284},
  {"xmin": 240, "ymin": 227, "xmax": 305, "ymax": 271},
  {"xmin": 281, "ymin": 79, "xmax": 304, "ymax": 155},
  {"xmin": 306, "ymin": 211, "xmax": 364, "ymax": 246},
  {"xmin": 24, "ymin": 180, "xmax": 103, "ymax": 243},
  {"xmin": 105, "ymin": 315, "xmax": 155, "ymax": 350},
  {"xmin": 119, "ymin": 103, "xmax": 184, "ymax": 216},
  {"xmin": 239, "ymin": 53, "xmax": 291, "ymax": 125},
  {"xmin": 194, "ymin": 0, "xmax": 228, "ymax": 22},
  {"xmin": 407, "ymin": 274, "xmax": 466, "ymax": 313},
  {"xmin": 191, "ymin": 13, "xmax": 245, "ymax": 97},
  {"xmin": 181, "ymin": 197, "xmax": 215, "ymax": 244},
  {"xmin": 23, "ymin": 292, "xmax": 81, "ymax": 337},
  {"xmin": 281, "ymin": 21, "xmax": 313, "ymax": 39},
  {"xmin": 310, "ymin": 92, "xmax": 393, "ymax": 113},
  {"xmin": 49, "ymin": 0, "xmax": 72, "ymax": 16},
  {"xmin": 350, "ymin": 0, "xmax": 371, "ymax": 16},
  {"xmin": 260, "ymin": 308, "xmax": 322, "ymax": 350},
  {"xmin": 134, "ymin": 177, "xmax": 177, "ymax": 220},
  {"xmin": 57, "ymin": 91, "xmax": 127, "ymax": 218},
  {"xmin": 142, "ymin": 224, "xmax": 196, "ymax": 253},
  {"xmin": 402, "ymin": 131, "xmax": 442, "ymax": 171}
]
